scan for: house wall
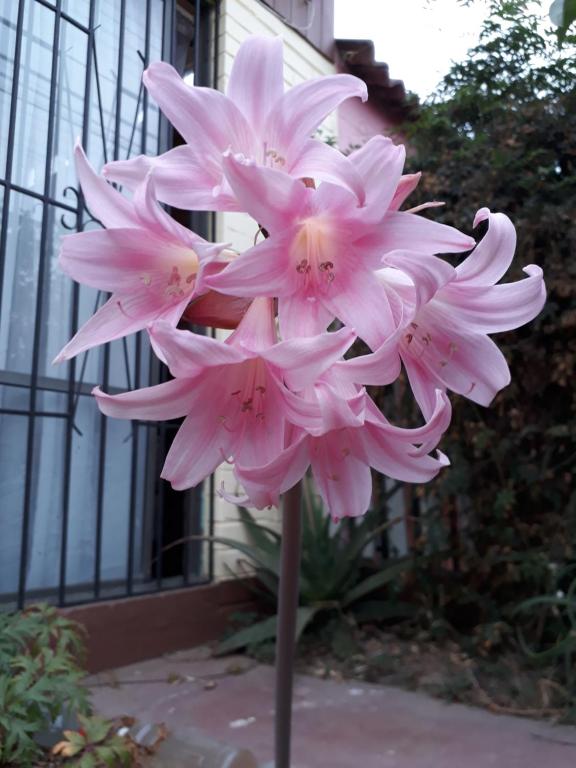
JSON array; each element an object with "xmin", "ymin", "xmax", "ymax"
[
  {"xmin": 64, "ymin": 579, "xmax": 258, "ymax": 672},
  {"xmin": 338, "ymin": 97, "xmax": 398, "ymax": 153},
  {"xmin": 259, "ymin": 0, "xmax": 335, "ymax": 58},
  {"xmin": 208, "ymin": 0, "xmax": 337, "ymax": 579}
]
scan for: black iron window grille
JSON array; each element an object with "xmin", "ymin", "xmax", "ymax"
[{"xmin": 0, "ymin": 0, "xmax": 220, "ymax": 611}]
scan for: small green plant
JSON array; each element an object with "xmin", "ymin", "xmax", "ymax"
[
  {"xmin": 514, "ymin": 569, "xmax": 576, "ymax": 713},
  {"xmin": 52, "ymin": 714, "xmax": 133, "ymax": 767},
  {"xmin": 216, "ymin": 481, "xmax": 416, "ymax": 655},
  {"xmin": 0, "ymin": 604, "xmax": 169, "ymax": 766},
  {"xmin": 0, "ymin": 604, "xmax": 90, "ymax": 766}
]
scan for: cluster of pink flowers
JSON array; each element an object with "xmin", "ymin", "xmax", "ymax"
[{"xmin": 56, "ymin": 37, "xmax": 545, "ymax": 520}]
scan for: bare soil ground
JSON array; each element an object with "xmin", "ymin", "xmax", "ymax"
[{"xmin": 289, "ymin": 624, "xmax": 573, "ymax": 723}]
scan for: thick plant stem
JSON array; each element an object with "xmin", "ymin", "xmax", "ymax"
[{"xmin": 275, "ymin": 480, "xmax": 303, "ymax": 768}]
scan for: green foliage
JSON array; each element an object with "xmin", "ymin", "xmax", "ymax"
[
  {"xmin": 390, "ymin": 0, "xmax": 576, "ymax": 687},
  {"xmin": 513, "ymin": 571, "xmax": 576, "ymax": 709},
  {"xmin": 0, "ymin": 605, "xmax": 144, "ymax": 767},
  {"xmin": 0, "ymin": 604, "xmax": 90, "ymax": 766},
  {"xmin": 217, "ymin": 484, "xmax": 415, "ymax": 655},
  {"xmin": 52, "ymin": 714, "xmax": 133, "ymax": 767}
]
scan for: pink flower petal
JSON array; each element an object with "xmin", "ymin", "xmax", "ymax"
[
  {"xmin": 232, "ymin": 482, "xmax": 278, "ymax": 512},
  {"xmin": 74, "ymin": 142, "xmax": 137, "ymax": 228},
  {"xmin": 377, "ymin": 212, "xmax": 476, "ymax": 255},
  {"xmin": 279, "ymin": 387, "xmax": 324, "ymax": 432},
  {"xmin": 226, "ymin": 36, "xmax": 284, "ymax": 128},
  {"xmin": 54, "ymin": 292, "xmax": 188, "ymax": 363},
  {"xmin": 222, "ymin": 152, "xmax": 308, "ymax": 233},
  {"xmin": 389, "ymin": 172, "xmax": 421, "ymax": 211},
  {"xmin": 143, "ymin": 61, "xmax": 253, "ymax": 155},
  {"xmin": 289, "ymin": 139, "xmax": 365, "ymax": 204},
  {"xmin": 455, "ymin": 209, "xmax": 515, "ymax": 286},
  {"xmin": 367, "ymin": 390, "xmax": 451, "ymax": 455},
  {"xmin": 383, "ymin": 250, "xmax": 456, "ymax": 308},
  {"xmin": 440, "ymin": 265, "xmax": 546, "ymax": 333},
  {"xmin": 103, "ymin": 146, "xmax": 236, "ymax": 211},
  {"xmin": 205, "ymin": 229, "xmax": 298, "ymax": 298},
  {"xmin": 400, "ymin": 351, "xmax": 440, "ymax": 420},
  {"xmin": 132, "ymin": 171, "xmax": 203, "ymax": 248},
  {"xmin": 227, "ymin": 297, "xmax": 277, "ymax": 352},
  {"xmin": 93, "ymin": 378, "xmax": 195, "ymax": 420},
  {"xmin": 435, "ymin": 333, "xmax": 510, "ymax": 406},
  {"xmin": 265, "ymin": 74, "xmax": 367, "ymax": 157},
  {"xmin": 361, "ymin": 416, "xmax": 448, "ymax": 483},
  {"xmin": 235, "ymin": 434, "xmax": 311, "ymax": 509},
  {"xmin": 350, "ymin": 136, "xmax": 406, "ymax": 220},
  {"xmin": 59, "ymin": 228, "xmax": 198, "ymax": 293},
  {"xmin": 313, "ymin": 181, "xmax": 363, "ymax": 220},
  {"xmin": 234, "ymin": 375, "xmax": 287, "ymax": 469},
  {"xmin": 310, "ymin": 433, "xmax": 373, "ymax": 519},
  {"xmin": 323, "ymin": 268, "xmax": 396, "ymax": 350},
  {"xmin": 313, "ymin": 381, "xmax": 366, "ymax": 434},
  {"xmin": 334, "ymin": 329, "xmax": 402, "ymax": 386},
  {"xmin": 149, "ymin": 321, "xmax": 247, "ymax": 379},
  {"xmin": 164, "ymin": 364, "xmax": 294, "ymax": 490},
  {"xmin": 260, "ymin": 326, "xmax": 356, "ymax": 389},
  {"xmin": 162, "ymin": 405, "xmax": 233, "ymax": 490},
  {"xmin": 402, "ymin": 309, "xmax": 511, "ymax": 410},
  {"xmin": 277, "ymin": 292, "xmax": 335, "ymax": 340}
]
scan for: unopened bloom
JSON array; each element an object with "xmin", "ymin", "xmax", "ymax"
[
  {"xmin": 94, "ymin": 298, "xmax": 356, "ymax": 489},
  {"xmin": 103, "ymin": 36, "xmax": 368, "ymax": 211}
]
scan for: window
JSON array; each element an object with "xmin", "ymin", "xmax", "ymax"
[{"xmin": 0, "ymin": 0, "xmax": 217, "ymax": 609}]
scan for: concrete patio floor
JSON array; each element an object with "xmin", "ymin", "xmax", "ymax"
[{"xmin": 88, "ymin": 648, "xmax": 576, "ymax": 767}]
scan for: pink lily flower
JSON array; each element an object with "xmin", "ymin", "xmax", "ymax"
[
  {"xmin": 234, "ymin": 379, "xmax": 451, "ymax": 520},
  {"xmin": 93, "ymin": 298, "xmax": 356, "ymax": 490},
  {"xmin": 102, "ymin": 36, "xmax": 368, "ymax": 210},
  {"xmin": 347, "ymin": 135, "xmax": 456, "ymax": 308},
  {"xmin": 348, "ymin": 209, "xmax": 546, "ymax": 418},
  {"xmin": 54, "ymin": 144, "xmax": 228, "ymax": 362},
  {"xmin": 348, "ymin": 135, "xmax": 445, "ymax": 223},
  {"xmin": 205, "ymin": 151, "xmax": 474, "ymax": 348}
]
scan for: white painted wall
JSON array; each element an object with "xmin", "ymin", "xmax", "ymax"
[{"xmin": 208, "ymin": 0, "xmax": 337, "ymax": 578}]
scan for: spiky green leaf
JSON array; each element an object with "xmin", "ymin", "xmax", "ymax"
[
  {"xmin": 342, "ymin": 559, "xmax": 413, "ymax": 608},
  {"xmin": 216, "ymin": 606, "xmax": 318, "ymax": 655}
]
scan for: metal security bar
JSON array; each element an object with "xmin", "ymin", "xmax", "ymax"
[{"xmin": 0, "ymin": 0, "xmax": 218, "ymax": 610}]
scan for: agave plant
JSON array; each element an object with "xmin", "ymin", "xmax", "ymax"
[{"xmin": 215, "ymin": 481, "xmax": 416, "ymax": 655}]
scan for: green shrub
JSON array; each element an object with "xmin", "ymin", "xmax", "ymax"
[
  {"xmin": 52, "ymin": 714, "xmax": 133, "ymax": 767},
  {"xmin": 514, "ymin": 570, "xmax": 576, "ymax": 713},
  {"xmin": 0, "ymin": 604, "xmax": 142, "ymax": 767},
  {"xmin": 0, "ymin": 604, "xmax": 90, "ymax": 766},
  {"xmin": 216, "ymin": 481, "xmax": 416, "ymax": 656},
  {"xmin": 387, "ymin": 0, "xmax": 576, "ymax": 652}
]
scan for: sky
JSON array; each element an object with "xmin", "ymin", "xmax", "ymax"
[{"xmin": 334, "ymin": 0, "xmax": 490, "ymax": 99}]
